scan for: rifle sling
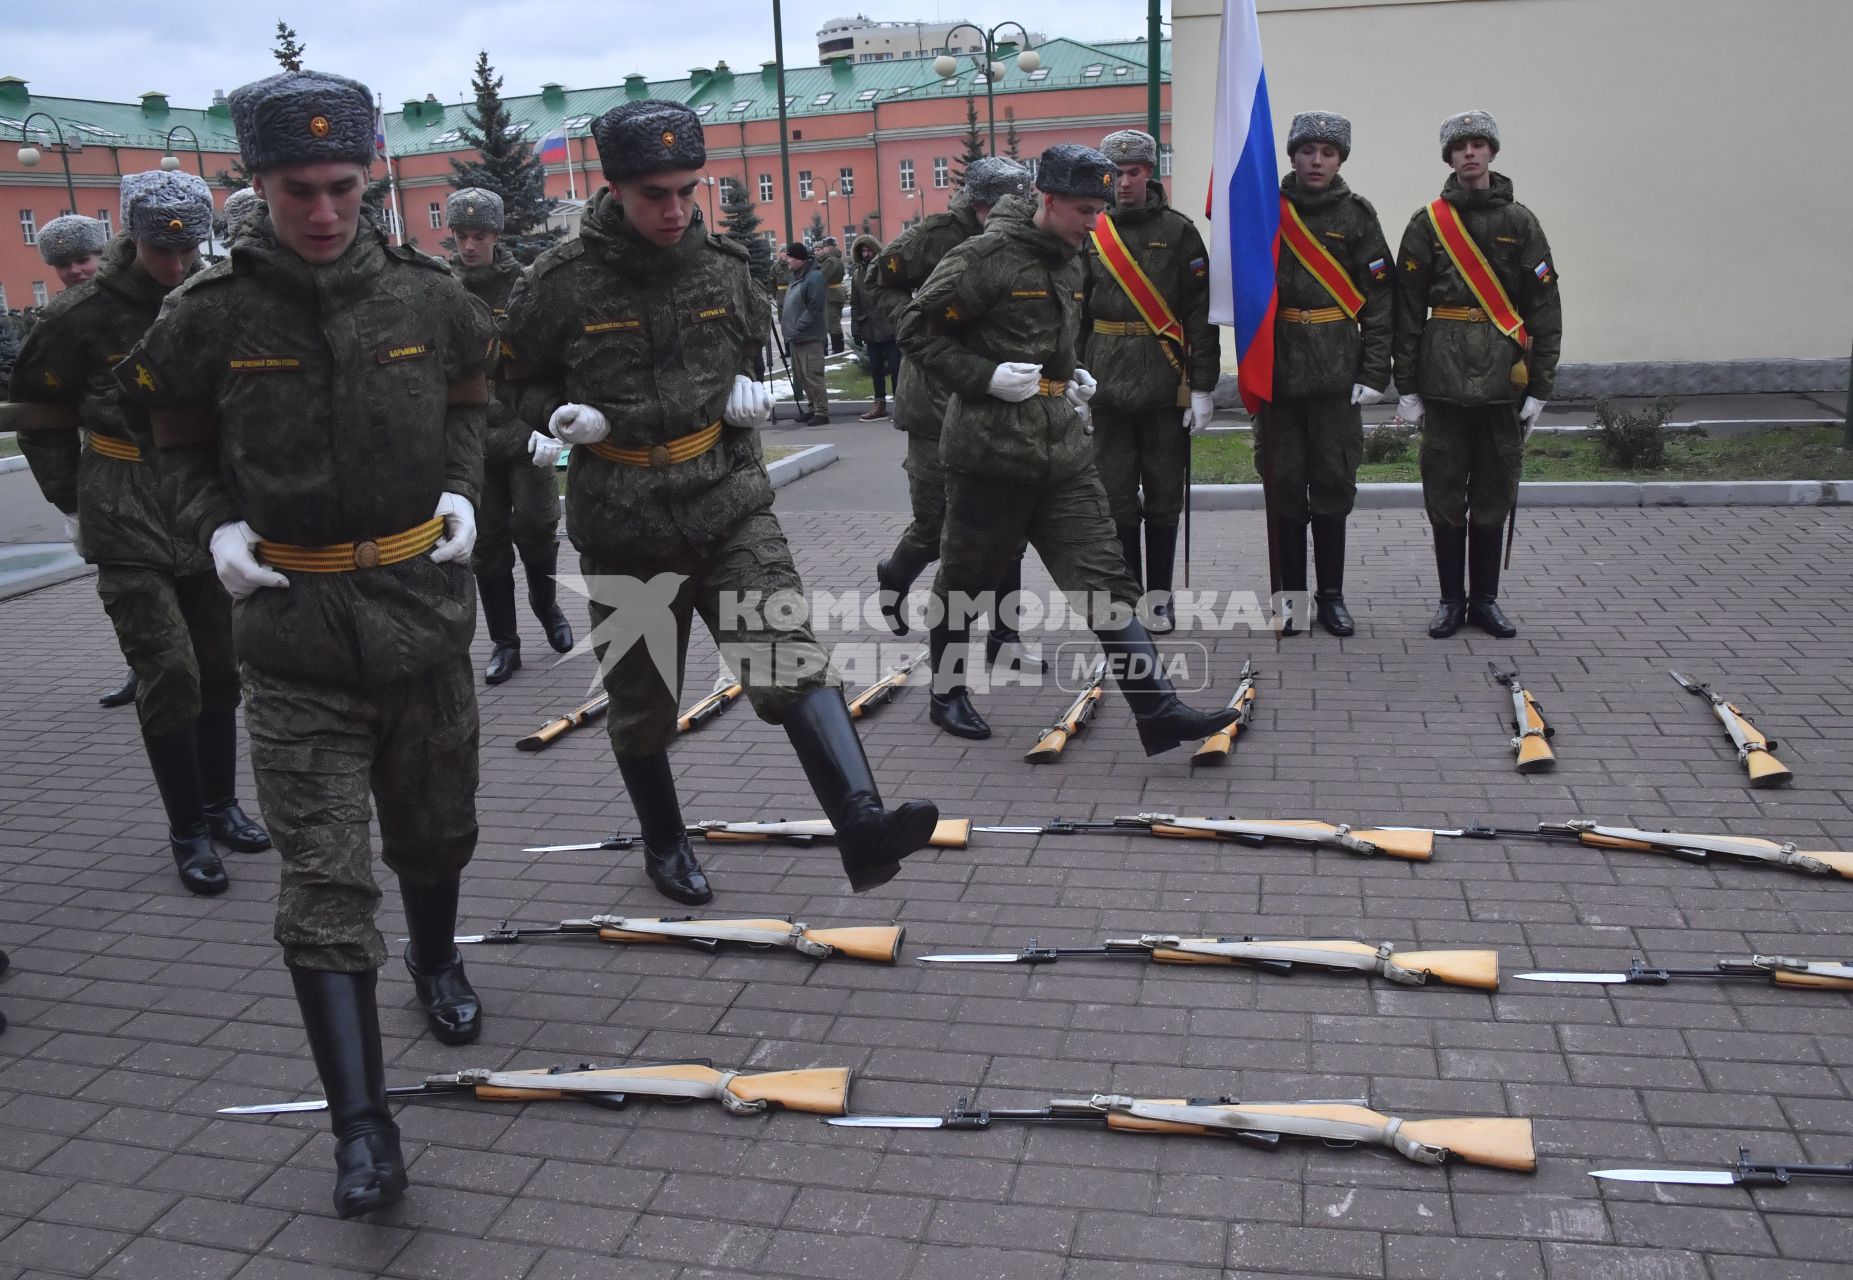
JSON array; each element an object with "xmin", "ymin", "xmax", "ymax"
[
  {"xmin": 1100, "ymin": 1096, "xmax": 1448, "ymax": 1165},
  {"xmin": 592, "ymin": 916, "xmax": 830, "ymax": 957},
  {"xmin": 1152, "ymin": 937, "xmax": 1426, "ymax": 985},
  {"xmin": 451, "ymin": 1067, "xmax": 765, "ymax": 1113},
  {"xmin": 1585, "ymin": 826, "xmax": 1830, "ymax": 873}
]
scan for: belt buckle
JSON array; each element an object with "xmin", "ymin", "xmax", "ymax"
[
  {"xmin": 353, "ymin": 540, "xmax": 381, "ymax": 570},
  {"xmin": 648, "ymin": 444, "xmax": 672, "ymax": 467},
  {"xmin": 1468, "ymin": 308, "xmax": 1486, "ymax": 322}
]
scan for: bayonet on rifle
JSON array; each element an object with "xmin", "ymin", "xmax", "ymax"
[
  {"xmin": 1488, "ymin": 663, "xmax": 1554, "ymax": 773},
  {"xmin": 526, "ymin": 817, "xmax": 971, "ymax": 854},
  {"xmin": 1025, "ymin": 656, "xmax": 1109, "ymax": 763},
  {"xmin": 919, "ymin": 934, "xmax": 1498, "ymax": 989},
  {"xmin": 453, "ymin": 915, "xmax": 903, "ymax": 963},
  {"xmin": 677, "ymin": 681, "xmax": 744, "ymax": 732},
  {"xmin": 1593, "ymin": 1147, "xmax": 1853, "ymax": 1189},
  {"xmin": 830, "ymin": 1095, "xmax": 1534, "ymax": 1171},
  {"xmin": 1517, "ymin": 955, "xmax": 1853, "ymax": 990},
  {"xmin": 517, "ymin": 692, "xmax": 610, "ymax": 752},
  {"xmin": 1503, "ymin": 819, "xmax": 1853, "ymax": 879},
  {"xmin": 848, "ymin": 650, "xmax": 926, "ymax": 718},
  {"xmin": 1670, "ymin": 670, "xmax": 1791, "ymax": 788},
  {"xmin": 1191, "ymin": 660, "xmax": 1257, "ymax": 765},
  {"xmin": 221, "ymin": 1061, "xmax": 853, "ymax": 1117}
]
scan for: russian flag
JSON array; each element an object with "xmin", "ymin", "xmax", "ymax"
[
  {"xmin": 539, "ymin": 124, "xmax": 568, "ymax": 165},
  {"xmin": 1207, "ymin": 0, "xmax": 1280, "ymax": 413}
]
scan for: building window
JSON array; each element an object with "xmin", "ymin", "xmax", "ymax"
[
  {"xmin": 1083, "ymin": 64, "xmax": 1104, "ymax": 79},
  {"xmin": 428, "ymin": 202, "xmax": 443, "ymax": 230},
  {"xmin": 838, "ymin": 168, "xmax": 854, "ymax": 196},
  {"xmin": 730, "ymin": 100, "xmax": 753, "ymax": 114},
  {"xmin": 759, "ymin": 173, "xmax": 774, "ymax": 203},
  {"xmin": 19, "ymin": 209, "xmax": 36, "ymax": 245},
  {"xmin": 1159, "ymin": 144, "xmax": 1174, "ymax": 178},
  {"xmin": 98, "ymin": 210, "xmax": 111, "ymax": 236},
  {"xmin": 695, "ymin": 103, "xmax": 716, "ymax": 117},
  {"xmin": 33, "ymin": 281, "xmax": 48, "ymax": 307},
  {"xmin": 899, "ymin": 158, "xmax": 915, "ymax": 192},
  {"xmin": 0, "ymin": 282, "xmax": 7, "ymax": 310},
  {"xmin": 932, "ymin": 157, "xmax": 949, "ymax": 188},
  {"xmin": 810, "ymin": 92, "xmax": 834, "ymax": 107},
  {"xmin": 798, "ymin": 170, "xmax": 814, "ymax": 199},
  {"xmin": 1027, "ymin": 68, "xmax": 1050, "ymax": 81}
]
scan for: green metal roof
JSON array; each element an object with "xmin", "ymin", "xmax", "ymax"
[{"xmin": 0, "ymin": 81, "xmax": 240, "ymax": 154}]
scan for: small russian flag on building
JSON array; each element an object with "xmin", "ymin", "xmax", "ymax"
[{"xmin": 539, "ymin": 125, "xmax": 568, "ymax": 165}]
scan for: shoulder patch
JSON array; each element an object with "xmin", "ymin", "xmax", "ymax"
[{"xmin": 1347, "ymin": 192, "xmax": 1380, "ymax": 220}]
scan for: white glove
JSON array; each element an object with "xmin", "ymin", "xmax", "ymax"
[
  {"xmin": 430, "ymin": 492, "xmax": 476, "ymax": 564},
  {"xmin": 527, "ymin": 430, "xmax": 563, "ymax": 469},
  {"xmin": 1065, "ymin": 367, "xmax": 1098, "ymax": 406},
  {"xmin": 1518, "ymin": 396, "xmax": 1546, "ymax": 439},
  {"xmin": 1351, "ymin": 384, "xmax": 1387, "ymax": 406},
  {"xmin": 548, "ymin": 402, "xmax": 609, "ymax": 445},
  {"xmin": 209, "ymin": 520, "xmax": 289, "ymax": 601},
  {"xmin": 1396, "ymin": 393, "xmax": 1425, "ymax": 426},
  {"xmin": 1185, "ymin": 391, "xmax": 1216, "ymax": 435},
  {"xmin": 724, "ymin": 374, "xmax": 774, "ymax": 429},
  {"xmin": 987, "ymin": 361, "xmax": 1043, "ymax": 404},
  {"xmin": 61, "ymin": 512, "xmax": 81, "ymax": 547}
]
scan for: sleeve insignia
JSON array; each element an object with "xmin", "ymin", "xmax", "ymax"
[
  {"xmin": 134, "ymin": 364, "xmax": 157, "ymax": 391},
  {"xmin": 1404, "ymin": 258, "xmax": 1420, "ymax": 272},
  {"xmin": 44, "ymin": 371, "xmax": 62, "ymax": 389},
  {"xmin": 943, "ymin": 305, "xmax": 960, "ymax": 321}
]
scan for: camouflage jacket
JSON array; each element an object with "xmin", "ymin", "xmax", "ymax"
[
  {"xmin": 1273, "ymin": 175, "xmax": 1393, "ymax": 400},
  {"xmin": 452, "ymin": 247, "xmax": 532, "ymax": 462},
  {"xmin": 1393, "ymin": 172, "xmax": 1563, "ymax": 404},
  {"xmin": 898, "ymin": 196, "xmax": 1090, "ymax": 487},
  {"xmin": 1079, "ymin": 181, "xmax": 1221, "ymax": 412},
  {"xmin": 820, "ymin": 250, "xmax": 846, "ymax": 303},
  {"xmin": 847, "ymin": 235, "xmax": 893, "ymax": 344},
  {"xmin": 119, "ymin": 213, "xmax": 495, "ymax": 688},
  {"xmin": 500, "ymin": 194, "xmax": 775, "ymax": 563},
  {"xmin": 9, "ymin": 235, "xmax": 209, "ymax": 574},
  {"xmin": 870, "ymin": 200, "xmax": 984, "ymax": 438}
]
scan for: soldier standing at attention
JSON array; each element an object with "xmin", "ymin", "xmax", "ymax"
[
  {"xmin": 1081, "ymin": 130, "xmax": 1220, "ymax": 634},
  {"xmin": 9, "ymin": 173, "xmax": 270, "ymax": 897},
  {"xmin": 781, "ymin": 240, "xmax": 831, "ymax": 424},
  {"xmin": 868, "ymin": 157, "xmax": 1045, "ymax": 680},
  {"xmin": 446, "ymin": 187, "xmax": 574, "ymax": 684},
  {"xmin": 898, "ymin": 145, "xmax": 1235, "ymax": 750},
  {"xmin": 123, "ymin": 70, "xmax": 494, "ymax": 1218},
  {"xmin": 1259, "ymin": 112, "xmax": 1393, "ymax": 637},
  {"xmin": 819, "ymin": 236, "xmax": 848, "ymax": 355},
  {"xmin": 1394, "ymin": 110, "xmax": 1560, "ymax": 639},
  {"xmin": 848, "ymin": 232, "xmax": 897, "ymax": 421},
  {"xmin": 500, "ymin": 100, "xmax": 939, "ymax": 902}
]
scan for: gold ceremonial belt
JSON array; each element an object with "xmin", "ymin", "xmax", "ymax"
[
  {"xmin": 1037, "ymin": 378, "xmax": 1069, "ymax": 397},
  {"xmin": 1431, "ymin": 306, "xmax": 1490, "ymax": 323},
  {"xmin": 1278, "ymin": 307, "xmax": 1348, "ymax": 325},
  {"xmin": 1091, "ymin": 320, "xmax": 1147, "ymax": 336},
  {"xmin": 86, "ymin": 434, "xmax": 144, "ymax": 462},
  {"xmin": 259, "ymin": 517, "xmax": 445, "ymax": 573},
  {"xmin": 585, "ymin": 421, "xmax": 723, "ymax": 468}
]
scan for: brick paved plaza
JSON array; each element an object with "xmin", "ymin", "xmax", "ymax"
[{"xmin": 2, "ymin": 499, "xmax": 1851, "ymax": 1279}]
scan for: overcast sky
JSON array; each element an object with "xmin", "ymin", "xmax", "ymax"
[{"xmin": 10, "ymin": 2, "xmax": 1158, "ymax": 107}]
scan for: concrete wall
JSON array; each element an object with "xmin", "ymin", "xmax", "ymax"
[{"xmin": 1171, "ymin": 0, "xmax": 1853, "ymax": 375}]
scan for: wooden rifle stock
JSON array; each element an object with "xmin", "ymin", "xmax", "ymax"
[
  {"xmin": 695, "ymin": 818, "xmax": 971, "ymax": 849},
  {"xmin": 848, "ymin": 651, "xmax": 925, "ymax": 718},
  {"xmin": 592, "ymin": 918, "xmax": 904, "ymax": 963},
  {"xmin": 1191, "ymin": 666, "xmax": 1257, "ymax": 765},
  {"xmin": 517, "ymin": 693, "xmax": 610, "ymax": 752},
  {"xmin": 472, "ymin": 1063, "xmax": 852, "ymax": 1115},
  {"xmin": 1773, "ymin": 968, "xmax": 1853, "ymax": 991},
  {"xmin": 1147, "ymin": 819, "xmax": 1435, "ymax": 861},
  {"xmin": 678, "ymin": 682, "xmax": 743, "ymax": 732},
  {"xmin": 1025, "ymin": 658, "xmax": 1108, "ymax": 763},
  {"xmin": 1146, "ymin": 940, "xmax": 1499, "ymax": 990},
  {"xmin": 1105, "ymin": 1101, "xmax": 1534, "ymax": 1171}
]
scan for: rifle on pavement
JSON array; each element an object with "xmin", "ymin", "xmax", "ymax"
[
  {"xmin": 517, "ymin": 692, "xmax": 609, "ymax": 752},
  {"xmin": 1670, "ymin": 669, "xmax": 1791, "ymax": 787},
  {"xmin": 677, "ymin": 679, "xmax": 744, "ymax": 732},
  {"xmin": 1485, "ymin": 819, "xmax": 1853, "ymax": 879},
  {"xmin": 1593, "ymin": 1148, "xmax": 1853, "ymax": 1190},
  {"xmin": 1191, "ymin": 659, "xmax": 1257, "ymax": 765},
  {"xmin": 1517, "ymin": 954, "xmax": 1853, "ymax": 991},
  {"xmin": 527, "ymin": 816, "xmax": 972, "ymax": 853},
  {"xmin": 1024, "ymin": 656, "xmax": 1109, "ymax": 763},
  {"xmin": 847, "ymin": 649, "xmax": 927, "ymax": 719},
  {"xmin": 1487, "ymin": 663, "xmax": 1554, "ymax": 773},
  {"xmin": 831, "ymin": 1094, "xmax": 1534, "ymax": 1171},
  {"xmin": 973, "ymin": 813, "xmax": 1439, "ymax": 861},
  {"xmin": 451, "ymin": 915, "xmax": 903, "ymax": 963},
  {"xmin": 221, "ymin": 1061, "xmax": 853, "ymax": 1117},
  {"xmin": 919, "ymin": 934, "xmax": 1499, "ymax": 989}
]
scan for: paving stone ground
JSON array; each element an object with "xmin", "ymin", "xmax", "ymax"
[{"xmin": 3, "ymin": 495, "xmax": 1852, "ymax": 1280}]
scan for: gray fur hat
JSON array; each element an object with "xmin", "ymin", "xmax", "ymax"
[
  {"xmin": 121, "ymin": 170, "xmax": 213, "ymax": 251},
  {"xmin": 1099, "ymin": 129, "xmax": 1157, "ymax": 169},
  {"xmin": 36, "ymin": 214, "xmax": 109, "ymax": 266},
  {"xmin": 1439, "ymin": 109, "xmax": 1499, "ymax": 160},
  {"xmin": 446, "ymin": 187, "xmax": 504, "ymax": 233},
  {"xmin": 963, "ymin": 156, "xmax": 1030, "ymax": 207},
  {"xmin": 592, "ymin": 100, "xmax": 706, "ymax": 184},
  {"xmin": 221, "ymin": 187, "xmax": 263, "ymax": 243},
  {"xmin": 1035, "ymin": 144, "xmax": 1116, "ymax": 202},
  {"xmin": 1286, "ymin": 110, "xmax": 1352, "ymax": 161},
  {"xmin": 229, "ymin": 70, "xmax": 376, "ymax": 174}
]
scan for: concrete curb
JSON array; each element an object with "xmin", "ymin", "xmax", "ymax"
[
  {"xmin": 1189, "ymin": 479, "xmax": 1853, "ymax": 510},
  {"xmin": 767, "ymin": 442, "xmax": 838, "ymax": 488},
  {"xmin": 0, "ymin": 456, "xmax": 29, "ymax": 476},
  {"xmin": 0, "ymin": 543, "xmax": 93, "ymax": 602}
]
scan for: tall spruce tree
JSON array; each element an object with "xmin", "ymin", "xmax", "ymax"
[
  {"xmin": 721, "ymin": 179, "xmax": 773, "ymax": 286},
  {"xmin": 950, "ymin": 92, "xmax": 986, "ymax": 185},
  {"xmin": 449, "ymin": 51, "xmax": 555, "ymax": 259},
  {"xmin": 805, "ymin": 211, "xmax": 827, "ymax": 244},
  {"xmin": 1004, "ymin": 108, "xmax": 1022, "ymax": 161},
  {"xmin": 218, "ymin": 21, "xmax": 309, "ymax": 190}
]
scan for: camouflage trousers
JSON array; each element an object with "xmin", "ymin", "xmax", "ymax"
[
  {"xmin": 95, "ymin": 565, "xmax": 240, "ymax": 735},
  {"xmin": 1420, "ymin": 401, "xmax": 1525, "ymax": 528},
  {"xmin": 582, "ymin": 509, "xmax": 839, "ymax": 758},
  {"xmin": 1253, "ymin": 395, "xmax": 1365, "ymax": 522},
  {"xmin": 472, "ymin": 429, "xmax": 560, "ymax": 580},
  {"xmin": 244, "ymin": 655, "xmax": 480, "ymax": 972},
  {"xmin": 894, "ymin": 431, "xmax": 948, "ymax": 562},
  {"xmin": 1091, "ymin": 405, "xmax": 1191, "ymax": 527}
]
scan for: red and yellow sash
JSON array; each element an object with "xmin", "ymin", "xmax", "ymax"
[
  {"xmin": 1425, "ymin": 199, "xmax": 1529, "ymax": 350},
  {"xmin": 1090, "ymin": 216, "xmax": 1184, "ymax": 347},
  {"xmin": 1279, "ymin": 197, "xmax": 1364, "ymax": 320}
]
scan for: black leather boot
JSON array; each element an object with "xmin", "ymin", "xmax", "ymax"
[
  {"xmin": 984, "ymin": 557, "xmax": 1047, "ymax": 675},
  {"xmin": 478, "ymin": 568, "xmax": 521, "ymax": 684},
  {"xmin": 196, "ymin": 705, "xmax": 271, "ymax": 852},
  {"xmin": 1115, "ymin": 523, "xmax": 1142, "ymax": 583},
  {"xmin": 524, "ymin": 546, "xmax": 575, "ymax": 654},
  {"xmin": 1143, "ymin": 521, "xmax": 1179, "ymax": 634},
  {"xmin": 1467, "ymin": 523, "xmax": 1518, "ymax": 638},
  {"xmin": 289, "ymin": 967, "xmax": 407, "ymax": 1220},
  {"xmin": 616, "ymin": 753, "xmax": 712, "ymax": 904},
  {"xmin": 1095, "ymin": 617, "xmax": 1235, "ymax": 757},
  {"xmin": 400, "ymin": 876, "xmax": 482, "ymax": 1045},
  {"xmin": 927, "ymin": 611, "xmax": 989, "ymax": 739},
  {"xmin": 1310, "ymin": 516, "xmax": 1355, "ymax": 637},
  {"xmin": 1273, "ymin": 517, "xmax": 1308, "ymax": 636},
  {"xmin": 99, "ymin": 668, "xmax": 138, "ymax": 708},
  {"xmin": 145, "ymin": 724, "xmax": 227, "ymax": 896},
  {"xmin": 874, "ymin": 538, "xmax": 933, "ymax": 638},
  {"xmin": 782, "ymin": 687, "xmax": 939, "ymax": 892},
  {"xmin": 1428, "ymin": 524, "xmax": 1469, "ymax": 638}
]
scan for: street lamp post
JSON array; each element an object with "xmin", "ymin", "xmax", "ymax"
[
  {"xmin": 816, "ymin": 192, "xmax": 832, "ymax": 240},
  {"xmin": 161, "ymin": 125, "xmax": 220, "ymax": 258},
  {"xmin": 15, "ymin": 112, "xmax": 80, "ymax": 213},
  {"xmin": 933, "ymin": 22, "xmax": 1042, "ymax": 154}
]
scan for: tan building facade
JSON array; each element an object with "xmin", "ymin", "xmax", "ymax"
[{"xmin": 1171, "ymin": 0, "xmax": 1853, "ymax": 393}]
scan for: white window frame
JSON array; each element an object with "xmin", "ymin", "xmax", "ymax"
[
  {"xmin": 428, "ymin": 201, "xmax": 443, "ymax": 230},
  {"xmin": 1159, "ymin": 144, "xmax": 1174, "ymax": 178},
  {"xmin": 0, "ymin": 282, "xmax": 7, "ymax": 310},
  {"xmin": 33, "ymin": 280, "xmax": 49, "ymax": 307},
  {"xmin": 97, "ymin": 209, "xmax": 112, "ymax": 236},
  {"xmin": 19, "ymin": 209, "xmax": 36, "ymax": 245},
  {"xmin": 899, "ymin": 158, "xmax": 915, "ymax": 192},
  {"xmin": 798, "ymin": 170, "xmax": 814, "ymax": 199},
  {"xmin": 932, "ymin": 157, "xmax": 949, "ymax": 189},
  {"xmin": 838, "ymin": 167, "xmax": 854, "ymax": 196},
  {"xmin": 758, "ymin": 173, "xmax": 774, "ymax": 203}
]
